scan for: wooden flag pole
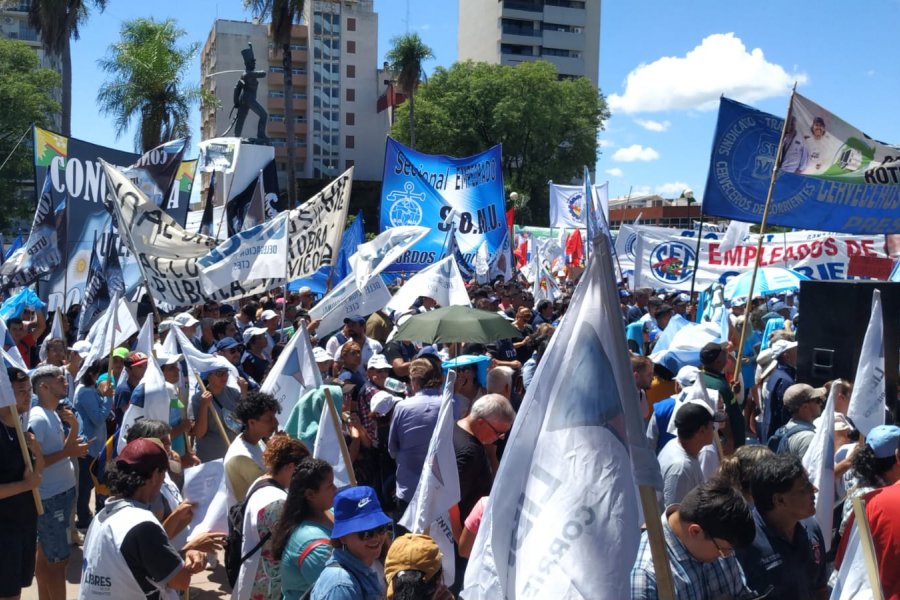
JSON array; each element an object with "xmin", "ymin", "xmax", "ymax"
[
  {"xmin": 323, "ymin": 387, "xmax": 357, "ymax": 486},
  {"xmin": 638, "ymin": 485, "xmax": 675, "ymax": 600},
  {"xmin": 732, "ymin": 85, "xmax": 796, "ymax": 385},
  {"xmin": 192, "ymin": 369, "xmax": 231, "ymax": 448},
  {"xmin": 8, "ymin": 405, "xmax": 43, "ymax": 515},
  {"xmin": 851, "ymin": 497, "xmax": 885, "ymax": 600}
]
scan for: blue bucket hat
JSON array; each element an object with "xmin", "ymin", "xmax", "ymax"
[
  {"xmin": 331, "ymin": 486, "xmax": 392, "ymax": 539},
  {"xmin": 867, "ymin": 425, "xmax": 900, "ymax": 459}
]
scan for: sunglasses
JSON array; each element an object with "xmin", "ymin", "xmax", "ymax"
[
  {"xmin": 483, "ymin": 419, "xmax": 508, "ymax": 440},
  {"xmin": 356, "ymin": 524, "xmax": 391, "ymax": 540}
]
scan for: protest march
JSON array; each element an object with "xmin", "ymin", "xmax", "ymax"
[{"xmin": 4, "ymin": 22, "xmax": 900, "ymax": 600}]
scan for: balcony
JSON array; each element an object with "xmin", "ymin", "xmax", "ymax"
[
  {"xmin": 542, "ymin": 29, "xmax": 584, "ymax": 50},
  {"xmin": 543, "ymin": 4, "xmax": 586, "ymax": 27},
  {"xmin": 268, "ymin": 71, "xmax": 308, "ymax": 88},
  {"xmin": 268, "ymin": 47, "xmax": 308, "ymax": 64}
]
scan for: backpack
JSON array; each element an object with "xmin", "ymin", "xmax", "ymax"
[
  {"xmin": 766, "ymin": 422, "xmax": 815, "ymax": 454},
  {"xmin": 224, "ymin": 478, "xmax": 280, "ymax": 587}
]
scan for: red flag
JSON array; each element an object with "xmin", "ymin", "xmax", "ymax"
[
  {"xmin": 566, "ymin": 228, "xmax": 584, "ymax": 267},
  {"xmin": 514, "ymin": 235, "xmax": 529, "ymax": 269}
]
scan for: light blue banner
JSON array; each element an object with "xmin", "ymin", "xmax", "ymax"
[
  {"xmin": 379, "ymin": 138, "xmax": 506, "ymax": 272},
  {"xmin": 702, "ymin": 98, "xmax": 900, "ymax": 234}
]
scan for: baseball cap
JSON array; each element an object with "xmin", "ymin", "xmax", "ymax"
[
  {"xmin": 343, "ymin": 315, "xmax": 367, "ymax": 325},
  {"xmin": 867, "ymin": 425, "xmax": 900, "ymax": 459},
  {"xmin": 770, "ymin": 300, "xmax": 788, "ymax": 313},
  {"xmin": 675, "ymin": 365, "xmax": 700, "ymax": 388},
  {"xmin": 260, "ymin": 309, "xmax": 279, "ymax": 321},
  {"xmin": 385, "ymin": 534, "xmax": 443, "ymax": 598},
  {"xmin": 242, "ymin": 327, "xmax": 267, "ymax": 344},
  {"xmin": 331, "ymin": 485, "xmax": 392, "ymax": 540},
  {"xmin": 7, "ymin": 367, "xmax": 28, "ymax": 383},
  {"xmin": 173, "ymin": 312, "xmax": 199, "ymax": 328},
  {"xmin": 833, "ymin": 412, "xmax": 851, "ymax": 432},
  {"xmin": 313, "ymin": 347, "xmax": 332, "ymax": 364},
  {"xmin": 219, "ymin": 305, "xmax": 236, "ymax": 316},
  {"xmin": 367, "ymin": 354, "xmax": 391, "ymax": 371},
  {"xmin": 731, "ymin": 296, "xmax": 748, "ymax": 308},
  {"xmin": 783, "ymin": 383, "xmax": 820, "ymax": 413},
  {"xmin": 673, "ymin": 400, "xmax": 727, "ymax": 430},
  {"xmin": 771, "ymin": 339, "xmax": 798, "ymax": 359},
  {"xmin": 70, "ymin": 340, "xmax": 92, "ymax": 358},
  {"xmin": 699, "ymin": 342, "xmax": 728, "ymax": 365},
  {"xmin": 112, "ymin": 347, "xmax": 130, "ymax": 360},
  {"xmin": 215, "ymin": 337, "xmax": 243, "ymax": 352},
  {"xmin": 125, "ymin": 352, "xmax": 149, "ymax": 368},
  {"xmin": 370, "ymin": 390, "xmax": 399, "ymax": 416},
  {"xmin": 199, "ymin": 357, "xmax": 233, "ymax": 380},
  {"xmin": 618, "ymin": 289, "xmax": 631, "ymax": 299},
  {"xmin": 116, "ymin": 438, "xmax": 169, "ymax": 477},
  {"xmin": 156, "ymin": 353, "xmax": 182, "ymax": 366}
]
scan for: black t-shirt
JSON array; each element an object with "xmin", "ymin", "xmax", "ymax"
[
  {"xmin": 513, "ymin": 323, "xmax": 534, "ymax": 364},
  {"xmin": 383, "ymin": 340, "xmax": 417, "ymax": 380},
  {"xmin": 120, "ymin": 520, "xmax": 183, "ymax": 598},
  {"xmin": 453, "ymin": 424, "xmax": 493, "ymax": 521},
  {"xmin": 0, "ymin": 421, "xmax": 37, "ymax": 532},
  {"xmin": 487, "ymin": 339, "xmax": 517, "ymax": 363}
]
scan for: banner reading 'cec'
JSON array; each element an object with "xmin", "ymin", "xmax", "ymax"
[{"xmin": 379, "ymin": 138, "xmax": 506, "ymax": 273}]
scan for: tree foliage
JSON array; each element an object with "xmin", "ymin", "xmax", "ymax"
[
  {"xmin": 97, "ymin": 18, "xmax": 211, "ymax": 152},
  {"xmin": 385, "ymin": 33, "xmax": 434, "ymax": 149},
  {"xmin": 0, "ymin": 39, "xmax": 60, "ymax": 232},
  {"xmin": 390, "ymin": 60, "xmax": 609, "ymax": 224}
]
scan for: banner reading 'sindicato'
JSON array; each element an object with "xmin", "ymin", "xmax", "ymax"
[{"xmin": 379, "ymin": 138, "xmax": 506, "ymax": 272}]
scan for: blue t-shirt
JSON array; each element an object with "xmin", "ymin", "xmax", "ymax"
[
  {"xmin": 28, "ymin": 406, "xmax": 76, "ymax": 498},
  {"xmin": 281, "ymin": 521, "xmax": 333, "ymax": 600}
]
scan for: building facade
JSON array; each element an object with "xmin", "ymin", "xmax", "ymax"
[
  {"xmin": 458, "ymin": 0, "xmax": 601, "ymax": 85},
  {"xmin": 608, "ymin": 195, "xmax": 708, "ymax": 230},
  {"xmin": 200, "ymin": 0, "xmax": 388, "ymax": 194}
]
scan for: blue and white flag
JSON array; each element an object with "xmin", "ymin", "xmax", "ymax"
[
  {"xmin": 399, "ymin": 370, "xmax": 460, "ymax": 586},
  {"xmin": 549, "ymin": 182, "xmax": 588, "ymax": 230},
  {"xmin": 117, "ymin": 316, "xmax": 170, "ymax": 452},
  {"xmin": 890, "ymin": 259, "xmax": 899, "ymax": 282},
  {"xmin": 349, "ymin": 225, "xmax": 430, "ymax": 290},
  {"xmin": 463, "ymin": 233, "xmax": 661, "ymax": 600},
  {"xmin": 199, "ymin": 212, "xmax": 289, "ymax": 296},
  {"xmin": 532, "ymin": 245, "xmax": 561, "ymax": 304},
  {"xmin": 385, "ymin": 256, "xmax": 471, "ymax": 315},
  {"xmin": 260, "ymin": 324, "xmax": 322, "ymax": 428},
  {"xmin": 75, "ymin": 292, "xmax": 139, "ymax": 381},
  {"xmin": 308, "ymin": 274, "xmax": 392, "ymax": 338},
  {"xmin": 802, "ymin": 383, "xmax": 836, "ymax": 552},
  {"xmin": 847, "ymin": 289, "xmax": 886, "ymax": 436},
  {"xmin": 171, "ymin": 327, "xmax": 239, "ymax": 395},
  {"xmin": 2, "ymin": 235, "xmax": 23, "ymax": 263}
]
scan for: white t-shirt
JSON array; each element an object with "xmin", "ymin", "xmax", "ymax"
[{"xmin": 232, "ymin": 478, "xmax": 287, "ymax": 600}]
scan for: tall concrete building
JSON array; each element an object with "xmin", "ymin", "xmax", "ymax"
[
  {"xmin": 200, "ymin": 0, "xmax": 389, "ymax": 193},
  {"xmin": 1, "ymin": 1, "xmax": 63, "ymax": 130},
  {"xmin": 458, "ymin": 0, "xmax": 601, "ymax": 86}
]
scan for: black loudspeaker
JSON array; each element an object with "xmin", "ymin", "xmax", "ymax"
[{"xmin": 796, "ymin": 281, "xmax": 899, "ymax": 421}]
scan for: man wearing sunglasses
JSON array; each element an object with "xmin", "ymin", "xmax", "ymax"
[
  {"xmin": 215, "ymin": 337, "xmax": 260, "ymax": 391},
  {"xmin": 769, "ymin": 384, "xmax": 823, "ymax": 459},
  {"xmin": 631, "ymin": 479, "xmax": 757, "ymax": 599}
]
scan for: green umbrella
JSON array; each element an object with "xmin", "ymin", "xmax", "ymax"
[{"xmin": 391, "ymin": 305, "xmax": 523, "ymax": 344}]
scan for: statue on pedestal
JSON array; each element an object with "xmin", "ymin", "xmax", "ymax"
[{"xmin": 230, "ymin": 43, "xmax": 268, "ymax": 141}]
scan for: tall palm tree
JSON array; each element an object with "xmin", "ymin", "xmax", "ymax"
[
  {"xmin": 18, "ymin": 0, "xmax": 107, "ymax": 136},
  {"xmin": 96, "ymin": 18, "xmax": 208, "ymax": 152},
  {"xmin": 386, "ymin": 33, "xmax": 434, "ymax": 149},
  {"xmin": 244, "ymin": 0, "xmax": 304, "ymax": 207}
]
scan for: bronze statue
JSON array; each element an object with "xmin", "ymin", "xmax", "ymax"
[{"xmin": 231, "ymin": 44, "xmax": 267, "ymax": 140}]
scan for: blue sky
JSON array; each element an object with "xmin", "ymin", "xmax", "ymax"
[{"xmin": 71, "ymin": 1, "xmax": 900, "ymax": 203}]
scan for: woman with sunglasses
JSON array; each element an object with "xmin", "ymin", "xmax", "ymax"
[
  {"xmin": 307, "ymin": 485, "xmax": 393, "ymax": 600},
  {"xmin": 271, "ymin": 458, "xmax": 337, "ymax": 600}
]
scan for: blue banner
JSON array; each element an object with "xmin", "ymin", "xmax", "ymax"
[
  {"xmin": 379, "ymin": 138, "xmax": 506, "ymax": 272},
  {"xmin": 702, "ymin": 98, "xmax": 900, "ymax": 234}
]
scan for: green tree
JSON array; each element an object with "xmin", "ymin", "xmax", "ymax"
[
  {"xmin": 386, "ymin": 33, "xmax": 434, "ymax": 149},
  {"xmin": 97, "ymin": 18, "xmax": 210, "ymax": 152},
  {"xmin": 390, "ymin": 60, "xmax": 609, "ymax": 224},
  {"xmin": 0, "ymin": 39, "xmax": 60, "ymax": 232},
  {"xmin": 15, "ymin": 0, "xmax": 107, "ymax": 136},
  {"xmin": 244, "ymin": 0, "xmax": 304, "ymax": 207}
]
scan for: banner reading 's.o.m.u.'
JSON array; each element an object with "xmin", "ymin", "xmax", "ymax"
[{"xmin": 379, "ymin": 138, "xmax": 506, "ymax": 273}]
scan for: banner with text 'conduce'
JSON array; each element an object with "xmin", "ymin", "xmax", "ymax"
[{"xmin": 379, "ymin": 138, "xmax": 506, "ymax": 273}]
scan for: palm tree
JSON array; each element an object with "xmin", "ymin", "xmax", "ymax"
[
  {"xmin": 18, "ymin": 0, "xmax": 108, "ymax": 136},
  {"xmin": 386, "ymin": 33, "xmax": 434, "ymax": 149},
  {"xmin": 244, "ymin": 0, "xmax": 304, "ymax": 207},
  {"xmin": 96, "ymin": 18, "xmax": 209, "ymax": 152}
]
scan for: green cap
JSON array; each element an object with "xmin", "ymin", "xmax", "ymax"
[{"xmin": 112, "ymin": 347, "xmax": 130, "ymax": 359}]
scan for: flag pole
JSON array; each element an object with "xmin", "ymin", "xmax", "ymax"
[
  {"xmin": 323, "ymin": 387, "xmax": 357, "ymax": 486},
  {"xmin": 638, "ymin": 486, "xmax": 676, "ymax": 600},
  {"xmin": 8, "ymin": 405, "xmax": 43, "ymax": 515},
  {"xmin": 851, "ymin": 497, "xmax": 885, "ymax": 600},
  {"xmin": 687, "ymin": 211, "xmax": 705, "ymax": 318},
  {"xmin": 731, "ymin": 85, "xmax": 796, "ymax": 385},
  {"xmin": 191, "ymin": 369, "xmax": 232, "ymax": 448}
]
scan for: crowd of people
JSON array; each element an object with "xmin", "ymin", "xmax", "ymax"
[{"xmin": 0, "ymin": 273, "xmax": 897, "ymax": 600}]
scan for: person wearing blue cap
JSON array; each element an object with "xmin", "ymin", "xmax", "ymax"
[
  {"xmin": 215, "ymin": 337, "xmax": 260, "ymax": 392},
  {"xmin": 308, "ymin": 486, "xmax": 392, "ymax": 600}
]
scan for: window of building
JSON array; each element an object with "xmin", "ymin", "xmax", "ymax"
[
  {"xmin": 501, "ymin": 18, "xmax": 539, "ymax": 37},
  {"xmin": 345, "ymin": 135, "xmax": 355, "ymax": 149},
  {"xmin": 346, "ymin": 159, "xmax": 355, "ymax": 169},
  {"xmin": 346, "ymin": 88, "xmax": 355, "ymax": 102},
  {"xmin": 346, "ymin": 112, "xmax": 355, "ymax": 126},
  {"xmin": 501, "ymin": 44, "xmax": 534, "ymax": 56},
  {"xmin": 346, "ymin": 64, "xmax": 355, "ymax": 78},
  {"xmin": 347, "ymin": 40, "xmax": 356, "ymax": 54},
  {"xmin": 347, "ymin": 17, "xmax": 356, "ymax": 31}
]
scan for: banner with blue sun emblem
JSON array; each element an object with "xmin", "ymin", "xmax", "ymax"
[{"xmin": 380, "ymin": 138, "xmax": 506, "ymax": 273}]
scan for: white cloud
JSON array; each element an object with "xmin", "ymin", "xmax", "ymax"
[
  {"xmin": 634, "ymin": 119, "xmax": 671, "ymax": 132},
  {"xmin": 598, "ymin": 139, "xmax": 615, "ymax": 148},
  {"xmin": 655, "ymin": 181, "xmax": 692, "ymax": 197},
  {"xmin": 605, "ymin": 168, "xmax": 624, "ymax": 177},
  {"xmin": 608, "ymin": 33, "xmax": 807, "ymax": 114},
  {"xmin": 418, "ymin": 24, "xmax": 431, "ymax": 31},
  {"xmin": 612, "ymin": 144, "xmax": 660, "ymax": 162},
  {"xmin": 630, "ymin": 186, "xmax": 653, "ymax": 197}
]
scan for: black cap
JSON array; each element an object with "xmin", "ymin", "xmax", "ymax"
[
  {"xmin": 674, "ymin": 401, "xmax": 725, "ymax": 430},
  {"xmin": 699, "ymin": 342, "xmax": 727, "ymax": 365},
  {"xmin": 7, "ymin": 367, "xmax": 28, "ymax": 383}
]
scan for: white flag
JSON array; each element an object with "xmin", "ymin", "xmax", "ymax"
[
  {"xmin": 489, "ymin": 229, "xmax": 514, "ymax": 283},
  {"xmin": 719, "ymin": 220, "xmax": 752, "ymax": 253},
  {"xmin": 847, "ymin": 289, "xmax": 886, "ymax": 436},
  {"xmin": 199, "ymin": 213, "xmax": 289, "ymax": 295},
  {"xmin": 308, "ymin": 274, "xmax": 392, "ymax": 338},
  {"xmin": 118, "ymin": 316, "xmax": 170, "ymax": 452},
  {"xmin": 549, "ymin": 182, "xmax": 588, "ymax": 229},
  {"xmin": 475, "ymin": 240, "xmax": 490, "ymax": 284},
  {"xmin": 399, "ymin": 371, "xmax": 460, "ymax": 585},
  {"xmin": 0, "ymin": 357, "xmax": 14, "ymax": 409},
  {"xmin": 172, "ymin": 327, "xmax": 239, "ymax": 395},
  {"xmin": 829, "ymin": 510, "xmax": 881, "ymax": 600},
  {"xmin": 532, "ymin": 245, "xmax": 561, "ymax": 304},
  {"xmin": 463, "ymin": 234, "xmax": 661, "ymax": 600},
  {"xmin": 76, "ymin": 293, "xmax": 139, "ymax": 381},
  {"xmin": 386, "ymin": 256, "xmax": 471, "ymax": 314},
  {"xmin": 802, "ymin": 383, "xmax": 836, "ymax": 552},
  {"xmin": 312, "ymin": 394, "xmax": 351, "ymax": 488},
  {"xmin": 349, "ymin": 226, "xmax": 429, "ymax": 290},
  {"xmin": 261, "ymin": 325, "xmax": 322, "ymax": 428},
  {"xmin": 0, "ymin": 319, "xmax": 26, "ymax": 370}
]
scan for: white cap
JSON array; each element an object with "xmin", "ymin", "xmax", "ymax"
[
  {"xmin": 157, "ymin": 353, "xmax": 183, "ymax": 366},
  {"xmin": 297, "ymin": 286, "xmax": 313, "ymax": 296},
  {"xmin": 370, "ymin": 390, "xmax": 399, "ymax": 416},
  {"xmin": 242, "ymin": 327, "xmax": 267, "ymax": 344},
  {"xmin": 260, "ymin": 309, "xmax": 279, "ymax": 321},
  {"xmin": 771, "ymin": 339, "xmax": 798, "ymax": 358},
  {"xmin": 173, "ymin": 312, "xmax": 199, "ymax": 328},
  {"xmin": 675, "ymin": 365, "xmax": 700, "ymax": 388},
  {"xmin": 312, "ymin": 347, "xmax": 332, "ymax": 363},
  {"xmin": 70, "ymin": 340, "xmax": 92, "ymax": 358},
  {"xmin": 367, "ymin": 354, "xmax": 391, "ymax": 370}
]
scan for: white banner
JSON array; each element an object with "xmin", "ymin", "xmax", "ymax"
[
  {"xmin": 261, "ymin": 325, "xmax": 322, "ymax": 428},
  {"xmin": 549, "ymin": 182, "xmax": 609, "ymax": 230},
  {"xmin": 802, "ymin": 384, "xmax": 836, "ymax": 552},
  {"xmin": 847, "ymin": 289, "xmax": 886, "ymax": 436},
  {"xmin": 385, "ymin": 256, "xmax": 471, "ymax": 314},
  {"xmin": 199, "ymin": 213, "xmax": 289, "ymax": 295},
  {"xmin": 348, "ymin": 226, "xmax": 430, "ymax": 290},
  {"xmin": 632, "ymin": 227, "xmax": 890, "ymax": 291},
  {"xmin": 308, "ymin": 275, "xmax": 392, "ymax": 338}
]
